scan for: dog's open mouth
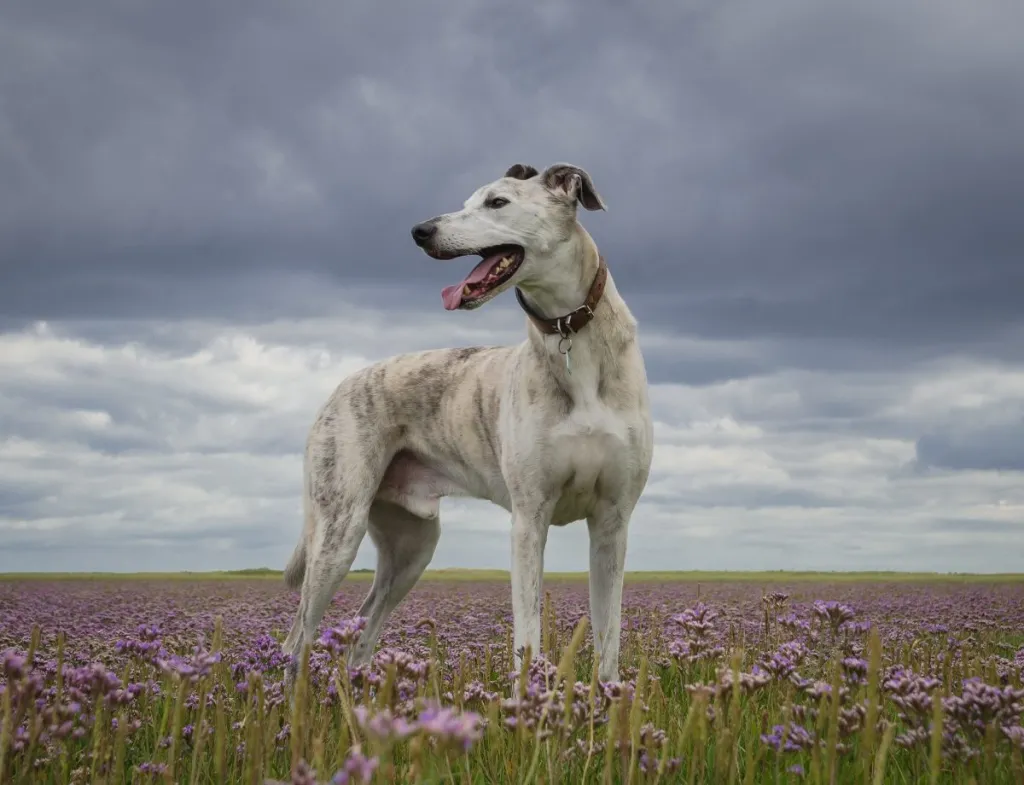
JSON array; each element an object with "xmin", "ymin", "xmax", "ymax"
[{"xmin": 440, "ymin": 245, "xmax": 525, "ymax": 311}]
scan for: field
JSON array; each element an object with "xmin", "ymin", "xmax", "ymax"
[{"xmin": 2, "ymin": 572, "xmax": 1024, "ymax": 783}]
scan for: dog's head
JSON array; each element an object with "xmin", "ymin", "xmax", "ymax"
[{"xmin": 411, "ymin": 163, "xmax": 606, "ymax": 311}]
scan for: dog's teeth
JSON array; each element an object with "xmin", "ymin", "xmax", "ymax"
[
  {"xmin": 463, "ymin": 285, "xmax": 472, "ymax": 296},
  {"xmin": 498, "ymin": 257, "xmax": 512, "ymax": 270}
]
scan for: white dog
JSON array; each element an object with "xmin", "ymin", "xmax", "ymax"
[{"xmin": 282, "ymin": 162, "xmax": 653, "ymax": 683}]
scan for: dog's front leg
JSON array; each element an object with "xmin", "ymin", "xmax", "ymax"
[
  {"xmin": 587, "ymin": 504, "xmax": 630, "ymax": 683},
  {"xmin": 509, "ymin": 505, "xmax": 550, "ymax": 670}
]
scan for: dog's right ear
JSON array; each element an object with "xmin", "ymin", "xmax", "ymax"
[{"xmin": 504, "ymin": 163, "xmax": 538, "ymax": 180}]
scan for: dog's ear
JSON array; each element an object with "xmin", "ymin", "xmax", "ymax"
[
  {"xmin": 540, "ymin": 163, "xmax": 606, "ymax": 211},
  {"xmin": 504, "ymin": 163, "xmax": 538, "ymax": 180}
]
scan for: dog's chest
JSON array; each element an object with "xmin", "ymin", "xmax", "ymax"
[{"xmin": 544, "ymin": 403, "xmax": 635, "ymax": 524}]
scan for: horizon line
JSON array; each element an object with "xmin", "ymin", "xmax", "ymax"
[{"xmin": 3, "ymin": 567, "xmax": 1023, "ymax": 583}]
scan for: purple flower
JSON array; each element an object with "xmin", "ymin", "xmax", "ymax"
[
  {"xmin": 353, "ymin": 706, "xmax": 418, "ymax": 741},
  {"xmin": 417, "ymin": 704, "xmax": 484, "ymax": 751},
  {"xmin": 156, "ymin": 646, "xmax": 221, "ymax": 684},
  {"xmin": 318, "ymin": 617, "xmax": 368, "ymax": 656},
  {"xmin": 778, "ymin": 614, "xmax": 811, "ymax": 634},
  {"xmin": 811, "ymin": 601, "xmax": 856, "ymax": 630},
  {"xmin": 761, "ymin": 723, "xmax": 815, "ymax": 753},
  {"xmin": 714, "ymin": 665, "xmax": 772, "ymax": 696},
  {"xmin": 2, "ymin": 650, "xmax": 28, "ymax": 680},
  {"xmin": 331, "ymin": 747, "xmax": 379, "ymax": 784},
  {"xmin": 669, "ymin": 602, "xmax": 719, "ymax": 636},
  {"xmin": 943, "ymin": 677, "xmax": 1024, "ymax": 736},
  {"xmin": 1002, "ymin": 724, "xmax": 1024, "ymax": 750},
  {"xmin": 841, "ymin": 657, "xmax": 869, "ymax": 685},
  {"xmin": 372, "ymin": 649, "xmax": 430, "ymax": 680},
  {"xmin": 136, "ymin": 761, "xmax": 168, "ymax": 777},
  {"xmin": 759, "ymin": 641, "xmax": 807, "ymax": 679}
]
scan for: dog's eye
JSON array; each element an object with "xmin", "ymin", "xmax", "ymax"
[{"xmin": 486, "ymin": 197, "xmax": 510, "ymax": 209}]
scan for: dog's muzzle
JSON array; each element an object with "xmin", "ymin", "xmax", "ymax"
[{"xmin": 411, "ymin": 221, "xmax": 437, "ymax": 247}]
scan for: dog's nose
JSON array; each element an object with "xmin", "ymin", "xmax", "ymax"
[{"xmin": 411, "ymin": 221, "xmax": 437, "ymax": 246}]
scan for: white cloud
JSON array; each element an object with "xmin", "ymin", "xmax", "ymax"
[{"xmin": 1, "ymin": 316, "xmax": 1022, "ymax": 574}]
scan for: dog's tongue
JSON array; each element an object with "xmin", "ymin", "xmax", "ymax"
[{"xmin": 441, "ymin": 253, "xmax": 504, "ymax": 310}]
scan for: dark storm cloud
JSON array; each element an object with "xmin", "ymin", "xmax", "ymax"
[
  {"xmin": 2, "ymin": 1, "xmax": 1024, "ymax": 575},
  {"xmin": 2, "ymin": 0, "xmax": 1023, "ymax": 361},
  {"xmin": 915, "ymin": 417, "xmax": 1024, "ymax": 472}
]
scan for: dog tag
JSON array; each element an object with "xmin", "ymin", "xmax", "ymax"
[{"xmin": 558, "ymin": 335, "xmax": 572, "ymax": 375}]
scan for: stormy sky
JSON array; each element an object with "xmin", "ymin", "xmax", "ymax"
[{"xmin": 2, "ymin": 0, "xmax": 1023, "ymax": 573}]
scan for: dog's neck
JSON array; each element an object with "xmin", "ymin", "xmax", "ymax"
[
  {"xmin": 516, "ymin": 225, "xmax": 638, "ymax": 392},
  {"xmin": 515, "ymin": 228, "xmax": 601, "ymax": 319}
]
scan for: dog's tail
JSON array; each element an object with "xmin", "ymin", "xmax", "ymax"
[
  {"xmin": 283, "ymin": 538, "xmax": 307, "ymax": 590},
  {"xmin": 284, "ymin": 472, "xmax": 314, "ymax": 590}
]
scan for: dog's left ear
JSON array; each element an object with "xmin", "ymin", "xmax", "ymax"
[
  {"xmin": 504, "ymin": 163, "xmax": 538, "ymax": 180},
  {"xmin": 540, "ymin": 163, "xmax": 606, "ymax": 211}
]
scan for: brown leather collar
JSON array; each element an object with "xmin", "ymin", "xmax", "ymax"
[{"xmin": 514, "ymin": 256, "xmax": 608, "ymax": 337}]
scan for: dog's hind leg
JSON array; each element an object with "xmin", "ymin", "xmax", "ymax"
[
  {"xmin": 284, "ymin": 500, "xmax": 371, "ymax": 677},
  {"xmin": 349, "ymin": 500, "xmax": 441, "ymax": 666},
  {"xmin": 283, "ymin": 430, "xmax": 389, "ymax": 681}
]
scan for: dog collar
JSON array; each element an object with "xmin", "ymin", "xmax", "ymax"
[{"xmin": 514, "ymin": 256, "xmax": 608, "ymax": 337}]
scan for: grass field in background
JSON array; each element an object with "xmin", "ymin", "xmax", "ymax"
[{"xmin": 2, "ymin": 568, "xmax": 1023, "ymax": 583}]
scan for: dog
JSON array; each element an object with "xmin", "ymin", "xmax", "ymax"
[{"xmin": 282, "ymin": 162, "xmax": 653, "ymax": 684}]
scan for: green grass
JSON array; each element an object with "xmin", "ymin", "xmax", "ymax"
[{"xmin": 3, "ymin": 568, "xmax": 1024, "ymax": 583}]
